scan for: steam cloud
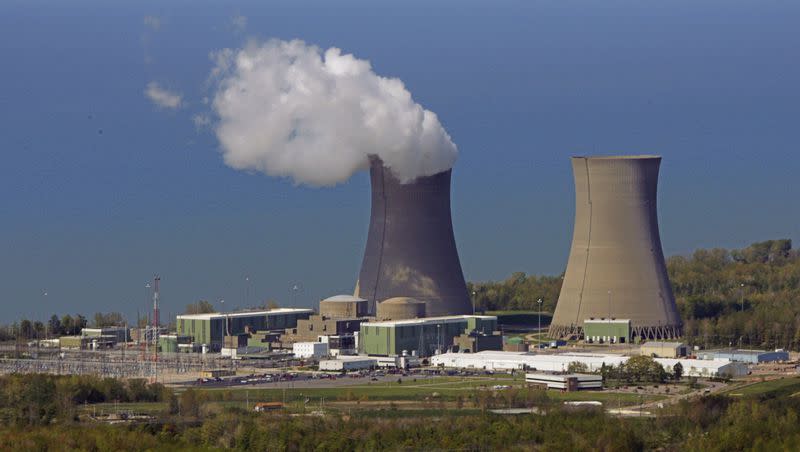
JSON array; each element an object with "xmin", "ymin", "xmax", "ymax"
[{"xmin": 208, "ymin": 39, "xmax": 458, "ymax": 186}]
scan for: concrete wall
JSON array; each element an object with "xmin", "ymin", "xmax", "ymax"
[
  {"xmin": 355, "ymin": 158, "xmax": 472, "ymax": 317},
  {"xmin": 550, "ymin": 156, "xmax": 682, "ymax": 340}
]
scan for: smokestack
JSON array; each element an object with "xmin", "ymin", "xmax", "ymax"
[
  {"xmin": 549, "ymin": 156, "xmax": 682, "ymax": 340},
  {"xmin": 355, "ymin": 158, "xmax": 472, "ymax": 317}
]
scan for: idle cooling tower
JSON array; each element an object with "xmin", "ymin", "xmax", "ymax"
[
  {"xmin": 549, "ymin": 156, "xmax": 682, "ymax": 340},
  {"xmin": 355, "ymin": 158, "xmax": 472, "ymax": 317}
]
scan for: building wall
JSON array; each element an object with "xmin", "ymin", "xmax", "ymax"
[
  {"xmin": 360, "ymin": 317, "xmax": 497, "ymax": 357},
  {"xmin": 583, "ymin": 321, "xmax": 631, "ymax": 343},
  {"xmin": 177, "ymin": 311, "xmax": 311, "ymax": 349},
  {"xmin": 282, "ymin": 316, "xmax": 363, "ymax": 343}
]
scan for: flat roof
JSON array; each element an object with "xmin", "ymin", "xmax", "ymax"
[
  {"xmin": 366, "ymin": 315, "xmax": 497, "ymax": 328},
  {"xmin": 642, "ymin": 341, "xmax": 685, "ymax": 348},
  {"xmin": 322, "ymin": 295, "xmax": 366, "ymax": 303},
  {"xmin": 177, "ymin": 308, "xmax": 313, "ymax": 321},
  {"xmin": 320, "ymin": 355, "xmax": 376, "ymax": 362},
  {"xmin": 526, "ymin": 373, "xmax": 602, "ymax": 381},
  {"xmin": 703, "ymin": 349, "xmax": 785, "ymax": 356}
]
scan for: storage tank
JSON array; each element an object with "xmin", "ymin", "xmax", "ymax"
[
  {"xmin": 376, "ymin": 297, "xmax": 427, "ymax": 320},
  {"xmin": 355, "ymin": 157, "xmax": 472, "ymax": 317},
  {"xmin": 319, "ymin": 295, "xmax": 368, "ymax": 318},
  {"xmin": 549, "ymin": 156, "xmax": 682, "ymax": 340}
]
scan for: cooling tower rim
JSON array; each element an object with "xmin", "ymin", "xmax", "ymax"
[{"xmin": 572, "ymin": 154, "xmax": 661, "ymax": 160}]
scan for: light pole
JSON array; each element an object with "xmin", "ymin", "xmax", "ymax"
[
  {"xmin": 291, "ymin": 284, "xmax": 300, "ymax": 307},
  {"xmin": 472, "ymin": 291, "xmax": 477, "ymax": 314},
  {"xmin": 537, "ymin": 298, "xmax": 543, "ymax": 342},
  {"xmin": 218, "ymin": 298, "xmax": 227, "ymax": 352},
  {"xmin": 607, "ymin": 290, "xmax": 612, "ymax": 344},
  {"xmin": 740, "ymin": 283, "xmax": 745, "ymax": 312}
]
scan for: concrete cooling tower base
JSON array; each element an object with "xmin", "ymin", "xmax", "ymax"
[{"xmin": 549, "ymin": 156, "xmax": 682, "ymax": 341}]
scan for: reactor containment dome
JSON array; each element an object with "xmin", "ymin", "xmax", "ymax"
[
  {"xmin": 549, "ymin": 155, "xmax": 682, "ymax": 340},
  {"xmin": 355, "ymin": 157, "xmax": 473, "ymax": 317}
]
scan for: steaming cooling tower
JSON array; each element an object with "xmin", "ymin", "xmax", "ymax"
[
  {"xmin": 355, "ymin": 158, "xmax": 472, "ymax": 317},
  {"xmin": 549, "ymin": 156, "xmax": 682, "ymax": 340}
]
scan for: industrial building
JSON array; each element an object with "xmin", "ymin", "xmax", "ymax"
[
  {"xmin": 640, "ymin": 341, "xmax": 687, "ymax": 358},
  {"xmin": 293, "ymin": 341, "xmax": 329, "ymax": 359},
  {"xmin": 359, "ymin": 315, "xmax": 497, "ymax": 357},
  {"xmin": 355, "ymin": 157, "xmax": 473, "ymax": 317},
  {"xmin": 318, "ymin": 356, "xmax": 377, "ymax": 371},
  {"xmin": 453, "ymin": 331, "xmax": 503, "ymax": 353},
  {"xmin": 550, "ymin": 156, "xmax": 683, "ymax": 340},
  {"xmin": 158, "ymin": 334, "xmax": 194, "ymax": 353},
  {"xmin": 81, "ymin": 327, "xmax": 129, "ymax": 344},
  {"xmin": 431, "ymin": 351, "xmax": 748, "ymax": 378},
  {"xmin": 525, "ymin": 373, "xmax": 603, "ymax": 391},
  {"xmin": 583, "ymin": 319, "xmax": 631, "ymax": 344},
  {"xmin": 699, "ymin": 349, "xmax": 789, "ymax": 363},
  {"xmin": 176, "ymin": 308, "xmax": 312, "ymax": 350},
  {"xmin": 376, "ymin": 297, "xmax": 427, "ymax": 321},
  {"xmin": 319, "ymin": 335, "xmax": 357, "ymax": 356},
  {"xmin": 280, "ymin": 315, "xmax": 363, "ymax": 344},
  {"xmin": 319, "ymin": 295, "xmax": 368, "ymax": 318}
]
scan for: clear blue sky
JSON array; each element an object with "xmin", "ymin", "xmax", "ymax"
[{"xmin": 1, "ymin": 0, "xmax": 798, "ymax": 322}]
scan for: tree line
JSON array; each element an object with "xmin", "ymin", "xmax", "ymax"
[{"xmin": 0, "ymin": 312, "xmax": 130, "ymax": 341}]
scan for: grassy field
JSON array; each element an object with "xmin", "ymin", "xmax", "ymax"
[
  {"xmin": 729, "ymin": 377, "xmax": 800, "ymax": 398},
  {"xmin": 75, "ymin": 374, "xmax": 667, "ymax": 417},
  {"xmin": 197, "ymin": 376, "xmax": 663, "ymax": 407}
]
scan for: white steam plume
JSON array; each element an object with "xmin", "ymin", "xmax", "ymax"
[{"xmin": 208, "ymin": 39, "xmax": 457, "ymax": 186}]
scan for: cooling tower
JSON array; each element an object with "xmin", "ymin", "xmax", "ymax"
[
  {"xmin": 549, "ymin": 156, "xmax": 682, "ymax": 340},
  {"xmin": 355, "ymin": 157, "xmax": 472, "ymax": 317}
]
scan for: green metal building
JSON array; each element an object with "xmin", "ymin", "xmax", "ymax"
[
  {"xmin": 359, "ymin": 315, "xmax": 498, "ymax": 357},
  {"xmin": 583, "ymin": 319, "xmax": 632, "ymax": 344},
  {"xmin": 177, "ymin": 308, "xmax": 312, "ymax": 350}
]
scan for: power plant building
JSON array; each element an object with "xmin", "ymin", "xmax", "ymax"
[
  {"xmin": 359, "ymin": 315, "xmax": 497, "ymax": 357},
  {"xmin": 319, "ymin": 295, "xmax": 368, "ymax": 318},
  {"xmin": 431, "ymin": 351, "xmax": 748, "ymax": 378},
  {"xmin": 550, "ymin": 156, "xmax": 682, "ymax": 340},
  {"xmin": 176, "ymin": 308, "xmax": 312, "ymax": 350},
  {"xmin": 376, "ymin": 297, "xmax": 427, "ymax": 321},
  {"xmin": 355, "ymin": 158, "xmax": 473, "ymax": 317}
]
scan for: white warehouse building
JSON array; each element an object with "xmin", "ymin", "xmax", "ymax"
[
  {"xmin": 430, "ymin": 351, "xmax": 748, "ymax": 378},
  {"xmin": 293, "ymin": 341, "xmax": 329, "ymax": 359}
]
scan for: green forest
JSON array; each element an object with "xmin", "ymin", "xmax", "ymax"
[
  {"xmin": 1, "ymin": 373, "xmax": 800, "ymax": 451},
  {"xmin": 469, "ymin": 239, "xmax": 800, "ymax": 349}
]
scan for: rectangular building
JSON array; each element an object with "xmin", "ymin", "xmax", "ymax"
[
  {"xmin": 318, "ymin": 356, "xmax": 377, "ymax": 371},
  {"xmin": 431, "ymin": 351, "xmax": 748, "ymax": 378},
  {"xmin": 699, "ymin": 349, "xmax": 789, "ymax": 363},
  {"xmin": 359, "ymin": 315, "xmax": 498, "ymax": 357},
  {"xmin": 81, "ymin": 327, "xmax": 129, "ymax": 344},
  {"xmin": 525, "ymin": 373, "xmax": 603, "ymax": 391},
  {"xmin": 640, "ymin": 341, "xmax": 687, "ymax": 358},
  {"xmin": 293, "ymin": 341, "xmax": 329, "ymax": 359},
  {"xmin": 583, "ymin": 319, "xmax": 631, "ymax": 344},
  {"xmin": 176, "ymin": 308, "xmax": 313, "ymax": 350}
]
